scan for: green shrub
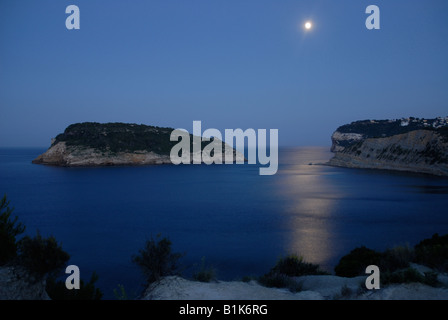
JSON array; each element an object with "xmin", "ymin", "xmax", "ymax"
[
  {"xmin": 258, "ymin": 254, "xmax": 326, "ymax": 292},
  {"xmin": 0, "ymin": 194, "xmax": 25, "ymax": 265},
  {"xmin": 381, "ymin": 267, "xmax": 439, "ymax": 287},
  {"xmin": 258, "ymin": 273, "xmax": 303, "ymax": 293},
  {"xmin": 269, "ymin": 254, "xmax": 328, "ymax": 277},
  {"xmin": 17, "ymin": 231, "xmax": 70, "ymax": 279},
  {"xmin": 192, "ymin": 257, "xmax": 216, "ymax": 283},
  {"xmin": 334, "ymin": 246, "xmax": 382, "ymax": 277},
  {"xmin": 46, "ymin": 271, "xmax": 103, "ymax": 300},
  {"xmin": 380, "ymin": 245, "xmax": 414, "ymax": 272},
  {"xmin": 382, "ymin": 267, "xmax": 423, "ymax": 285},
  {"xmin": 414, "ymin": 233, "xmax": 448, "ymax": 272},
  {"xmin": 132, "ymin": 234, "xmax": 184, "ymax": 284}
]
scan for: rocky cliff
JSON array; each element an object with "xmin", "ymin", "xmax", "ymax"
[
  {"xmin": 328, "ymin": 117, "xmax": 448, "ymax": 176},
  {"xmin": 0, "ymin": 266, "xmax": 50, "ymax": 300},
  {"xmin": 32, "ymin": 122, "xmax": 244, "ymax": 167}
]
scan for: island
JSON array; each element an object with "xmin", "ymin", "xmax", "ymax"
[
  {"xmin": 328, "ymin": 117, "xmax": 448, "ymax": 176},
  {"xmin": 32, "ymin": 122, "xmax": 244, "ymax": 167}
]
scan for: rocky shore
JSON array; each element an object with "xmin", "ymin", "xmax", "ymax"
[
  {"xmin": 328, "ymin": 118, "xmax": 448, "ymax": 176},
  {"xmin": 32, "ymin": 141, "xmax": 173, "ymax": 167},
  {"xmin": 32, "ymin": 122, "xmax": 244, "ymax": 167}
]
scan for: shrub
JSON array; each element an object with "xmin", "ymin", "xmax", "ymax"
[
  {"xmin": 414, "ymin": 233, "xmax": 448, "ymax": 272},
  {"xmin": 17, "ymin": 231, "xmax": 70, "ymax": 280},
  {"xmin": 258, "ymin": 273, "xmax": 303, "ymax": 292},
  {"xmin": 381, "ymin": 267, "xmax": 440, "ymax": 287},
  {"xmin": 258, "ymin": 254, "xmax": 326, "ymax": 292},
  {"xmin": 132, "ymin": 234, "xmax": 184, "ymax": 284},
  {"xmin": 269, "ymin": 254, "xmax": 328, "ymax": 277},
  {"xmin": 334, "ymin": 246, "xmax": 382, "ymax": 277},
  {"xmin": 380, "ymin": 245, "xmax": 414, "ymax": 272},
  {"xmin": 0, "ymin": 194, "xmax": 25, "ymax": 265},
  {"xmin": 46, "ymin": 271, "xmax": 103, "ymax": 300},
  {"xmin": 382, "ymin": 267, "xmax": 424, "ymax": 285},
  {"xmin": 192, "ymin": 257, "xmax": 216, "ymax": 283}
]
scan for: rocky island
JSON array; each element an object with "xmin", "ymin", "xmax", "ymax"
[
  {"xmin": 328, "ymin": 117, "xmax": 448, "ymax": 176},
  {"xmin": 32, "ymin": 122, "xmax": 244, "ymax": 167}
]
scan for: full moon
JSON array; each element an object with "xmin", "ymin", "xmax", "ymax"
[{"xmin": 305, "ymin": 21, "xmax": 312, "ymax": 30}]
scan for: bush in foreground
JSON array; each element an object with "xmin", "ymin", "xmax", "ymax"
[
  {"xmin": 132, "ymin": 234, "xmax": 184, "ymax": 285},
  {"xmin": 334, "ymin": 246, "xmax": 383, "ymax": 277},
  {"xmin": 381, "ymin": 267, "xmax": 440, "ymax": 287},
  {"xmin": 17, "ymin": 231, "xmax": 70, "ymax": 280},
  {"xmin": 414, "ymin": 233, "xmax": 448, "ymax": 272},
  {"xmin": 268, "ymin": 254, "xmax": 328, "ymax": 277},
  {"xmin": 333, "ymin": 234, "xmax": 448, "ymax": 288},
  {"xmin": 192, "ymin": 257, "xmax": 216, "ymax": 283},
  {"xmin": 258, "ymin": 254, "xmax": 328, "ymax": 292},
  {"xmin": 46, "ymin": 271, "xmax": 103, "ymax": 300},
  {"xmin": 0, "ymin": 194, "xmax": 25, "ymax": 265}
]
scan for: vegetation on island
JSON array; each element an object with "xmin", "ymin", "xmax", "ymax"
[
  {"xmin": 336, "ymin": 117, "xmax": 448, "ymax": 139},
  {"xmin": 52, "ymin": 122, "xmax": 228, "ymax": 156},
  {"xmin": 54, "ymin": 122, "xmax": 178, "ymax": 155}
]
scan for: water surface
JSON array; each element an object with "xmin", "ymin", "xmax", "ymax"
[{"xmin": 1, "ymin": 147, "xmax": 447, "ymax": 298}]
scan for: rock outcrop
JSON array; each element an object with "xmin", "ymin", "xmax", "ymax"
[
  {"xmin": 328, "ymin": 118, "xmax": 448, "ymax": 176},
  {"xmin": 0, "ymin": 266, "xmax": 50, "ymax": 300},
  {"xmin": 141, "ymin": 268, "xmax": 448, "ymax": 300},
  {"xmin": 32, "ymin": 141, "xmax": 173, "ymax": 166},
  {"xmin": 32, "ymin": 122, "xmax": 245, "ymax": 167}
]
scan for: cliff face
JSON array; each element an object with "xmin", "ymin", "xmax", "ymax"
[
  {"xmin": 32, "ymin": 122, "xmax": 244, "ymax": 167},
  {"xmin": 0, "ymin": 266, "xmax": 50, "ymax": 300},
  {"xmin": 328, "ymin": 118, "xmax": 448, "ymax": 176},
  {"xmin": 32, "ymin": 141, "xmax": 173, "ymax": 166}
]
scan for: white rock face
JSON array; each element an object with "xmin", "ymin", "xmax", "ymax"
[
  {"xmin": 32, "ymin": 142, "xmax": 172, "ymax": 166},
  {"xmin": 329, "ymin": 130, "xmax": 448, "ymax": 176},
  {"xmin": 32, "ymin": 141, "xmax": 245, "ymax": 167},
  {"xmin": 330, "ymin": 131, "xmax": 365, "ymax": 152}
]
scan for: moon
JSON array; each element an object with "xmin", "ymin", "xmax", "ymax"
[{"xmin": 305, "ymin": 21, "xmax": 312, "ymax": 30}]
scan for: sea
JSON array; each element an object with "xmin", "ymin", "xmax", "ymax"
[{"xmin": 1, "ymin": 147, "xmax": 447, "ymax": 299}]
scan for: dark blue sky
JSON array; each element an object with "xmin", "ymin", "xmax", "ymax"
[{"xmin": 1, "ymin": 0, "xmax": 447, "ymax": 147}]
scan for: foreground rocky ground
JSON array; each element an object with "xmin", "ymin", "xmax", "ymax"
[
  {"xmin": 0, "ymin": 266, "xmax": 49, "ymax": 300},
  {"xmin": 2, "ymin": 263, "xmax": 448, "ymax": 300},
  {"xmin": 142, "ymin": 264, "xmax": 448, "ymax": 300}
]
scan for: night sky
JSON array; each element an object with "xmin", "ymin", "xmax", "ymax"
[{"xmin": 1, "ymin": 0, "xmax": 447, "ymax": 147}]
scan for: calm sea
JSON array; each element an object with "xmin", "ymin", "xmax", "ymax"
[{"xmin": 1, "ymin": 147, "xmax": 447, "ymax": 299}]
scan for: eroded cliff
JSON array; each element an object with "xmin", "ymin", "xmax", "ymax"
[
  {"xmin": 328, "ymin": 118, "xmax": 448, "ymax": 176},
  {"xmin": 32, "ymin": 122, "xmax": 244, "ymax": 167}
]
